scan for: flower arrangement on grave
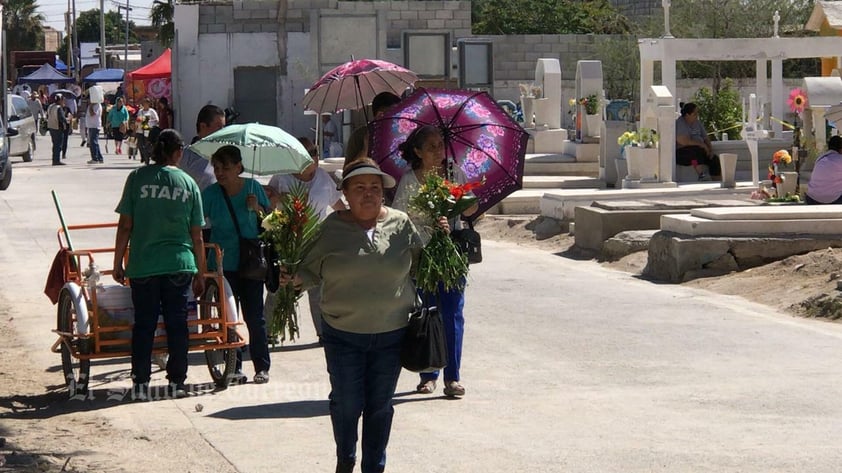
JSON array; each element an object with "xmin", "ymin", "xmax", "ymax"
[
  {"xmin": 767, "ymin": 149, "xmax": 792, "ymax": 183},
  {"xmin": 409, "ymin": 172, "xmax": 482, "ymax": 293},
  {"xmin": 261, "ymin": 183, "xmax": 321, "ymax": 342},
  {"xmin": 788, "ymin": 88, "xmax": 808, "ymax": 115},
  {"xmin": 617, "ymin": 128, "xmax": 659, "ymax": 149},
  {"xmin": 579, "ymin": 94, "xmax": 599, "ymax": 115}
]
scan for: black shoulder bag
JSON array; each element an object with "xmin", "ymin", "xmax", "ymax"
[
  {"xmin": 450, "ymin": 218, "xmax": 482, "ymax": 264},
  {"xmin": 220, "ymin": 186, "xmax": 269, "ymax": 281},
  {"xmin": 401, "ymin": 296, "xmax": 448, "ymax": 373}
]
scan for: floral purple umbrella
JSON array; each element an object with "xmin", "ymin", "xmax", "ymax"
[{"xmin": 369, "ymin": 88, "xmax": 529, "ymax": 216}]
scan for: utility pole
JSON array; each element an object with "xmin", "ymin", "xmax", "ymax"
[
  {"xmin": 65, "ymin": 4, "xmax": 72, "ymax": 74},
  {"xmin": 115, "ymin": 0, "xmax": 132, "ymax": 70},
  {"xmin": 99, "ymin": 0, "xmax": 106, "ymax": 68},
  {"xmin": 72, "ymin": 0, "xmax": 78, "ymax": 80}
]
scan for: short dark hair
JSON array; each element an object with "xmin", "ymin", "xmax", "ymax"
[
  {"xmin": 681, "ymin": 102, "xmax": 698, "ymax": 117},
  {"xmin": 371, "ymin": 92, "xmax": 401, "ymax": 116},
  {"xmin": 211, "ymin": 144, "xmax": 243, "ymax": 172},
  {"xmin": 195, "ymin": 105, "xmax": 225, "ymax": 134},
  {"xmin": 829, "ymin": 135, "xmax": 842, "ymax": 152}
]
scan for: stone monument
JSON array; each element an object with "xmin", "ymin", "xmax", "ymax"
[
  {"xmin": 527, "ymin": 58, "xmax": 567, "ymax": 154},
  {"xmin": 575, "ymin": 60, "xmax": 604, "ymax": 142}
]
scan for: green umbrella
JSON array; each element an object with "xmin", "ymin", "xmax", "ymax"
[{"xmin": 188, "ymin": 123, "xmax": 313, "ymax": 176}]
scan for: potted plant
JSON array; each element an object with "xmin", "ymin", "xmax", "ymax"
[
  {"xmin": 617, "ymin": 128, "xmax": 659, "ymax": 181},
  {"xmin": 579, "ymin": 93, "xmax": 600, "ymax": 137},
  {"xmin": 519, "ymin": 83, "xmax": 536, "ymax": 127}
]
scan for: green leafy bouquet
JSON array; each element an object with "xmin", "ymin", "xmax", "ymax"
[
  {"xmin": 261, "ymin": 183, "xmax": 321, "ymax": 342},
  {"xmin": 409, "ymin": 172, "xmax": 482, "ymax": 293}
]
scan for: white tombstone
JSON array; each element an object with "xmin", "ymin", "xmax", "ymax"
[
  {"xmin": 743, "ymin": 93, "xmax": 769, "ymax": 185},
  {"xmin": 641, "ymin": 85, "xmax": 676, "ymax": 185},
  {"xmin": 803, "ymin": 76, "xmax": 842, "ymax": 153},
  {"xmin": 534, "ymin": 59, "xmax": 561, "ymax": 130},
  {"xmin": 575, "ymin": 61, "xmax": 603, "ymax": 141}
]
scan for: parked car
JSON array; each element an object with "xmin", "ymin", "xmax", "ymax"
[
  {"xmin": 0, "ymin": 118, "xmax": 16, "ymax": 191},
  {"xmin": 7, "ymin": 93, "xmax": 37, "ymax": 162}
]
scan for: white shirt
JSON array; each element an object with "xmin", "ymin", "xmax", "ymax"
[
  {"xmin": 139, "ymin": 107, "xmax": 159, "ymax": 127},
  {"xmin": 267, "ymin": 168, "xmax": 343, "ymax": 222},
  {"xmin": 86, "ymin": 103, "xmax": 102, "ymax": 130}
]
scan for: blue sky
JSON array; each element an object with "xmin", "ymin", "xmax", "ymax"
[{"xmin": 37, "ymin": 0, "xmax": 156, "ymax": 31}]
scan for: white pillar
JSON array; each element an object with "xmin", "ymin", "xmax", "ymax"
[
  {"xmin": 662, "ymin": 57, "xmax": 677, "ymax": 104},
  {"xmin": 640, "ymin": 59, "xmax": 655, "ymax": 115},
  {"xmin": 771, "ymin": 59, "xmax": 784, "ymax": 137}
]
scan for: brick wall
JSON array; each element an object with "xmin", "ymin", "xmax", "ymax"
[{"xmin": 198, "ymin": 0, "xmax": 281, "ymax": 34}]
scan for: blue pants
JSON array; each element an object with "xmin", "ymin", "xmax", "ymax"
[
  {"xmin": 224, "ymin": 271, "xmax": 270, "ymax": 373},
  {"xmin": 88, "ymin": 128, "xmax": 103, "ymax": 162},
  {"xmin": 420, "ymin": 284, "xmax": 466, "ymax": 383},
  {"xmin": 322, "ymin": 323, "xmax": 405, "ymax": 473},
  {"xmin": 130, "ymin": 273, "xmax": 192, "ymax": 385},
  {"xmin": 49, "ymin": 129, "xmax": 63, "ymax": 163}
]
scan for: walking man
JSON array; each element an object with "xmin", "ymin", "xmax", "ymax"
[
  {"xmin": 46, "ymin": 95, "xmax": 67, "ymax": 166},
  {"xmin": 86, "ymin": 100, "xmax": 104, "ymax": 164}
]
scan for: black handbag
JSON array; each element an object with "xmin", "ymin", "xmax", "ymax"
[
  {"xmin": 401, "ymin": 303, "xmax": 448, "ymax": 373},
  {"xmin": 450, "ymin": 219, "xmax": 482, "ymax": 264},
  {"xmin": 221, "ymin": 187, "xmax": 269, "ymax": 281}
]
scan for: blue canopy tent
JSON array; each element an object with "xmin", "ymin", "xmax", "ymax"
[
  {"xmin": 83, "ymin": 68, "xmax": 125, "ymax": 83},
  {"xmin": 18, "ymin": 63, "xmax": 73, "ymax": 84},
  {"xmin": 55, "ymin": 57, "xmax": 70, "ymax": 72}
]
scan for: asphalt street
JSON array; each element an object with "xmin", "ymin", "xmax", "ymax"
[{"xmin": 2, "ymin": 134, "xmax": 842, "ymax": 472}]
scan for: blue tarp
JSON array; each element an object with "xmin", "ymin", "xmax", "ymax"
[
  {"xmin": 18, "ymin": 63, "xmax": 73, "ymax": 84},
  {"xmin": 55, "ymin": 57, "xmax": 68, "ymax": 72},
  {"xmin": 84, "ymin": 68, "xmax": 125, "ymax": 83}
]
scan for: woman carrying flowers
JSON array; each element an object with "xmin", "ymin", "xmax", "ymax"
[
  {"xmin": 392, "ymin": 125, "xmax": 479, "ymax": 398},
  {"xmin": 282, "ymin": 158, "xmax": 434, "ymax": 473}
]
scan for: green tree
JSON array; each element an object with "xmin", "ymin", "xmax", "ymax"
[
  {"xmin": 5, "ymin": 0, "xmax": 45, "ymax": 53},
  {"xmin": 472, "ymin": 0, "xmax": 631, "ymax": 35},
  {"xmin": 693, "ymin": 78, "xmax": 743, "ymax": 140},
  {"xmin": 58, "ymin": 9, "xmax": 137, "ymax": 61},
  {"xmin": 150, "ymin": 0, "xmax": 174, "ymax": 48}
]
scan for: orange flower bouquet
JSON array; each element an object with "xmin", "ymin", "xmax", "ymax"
[{"xmin": 261, "ymin": 184, "xmax": 321, "ymax": 342}]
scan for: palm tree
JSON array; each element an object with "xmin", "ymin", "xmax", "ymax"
[
  {"xmin": 5, "ymin": 0, "xmax": 45, "ymax": 52},
  {"xmin": 150, "ymin": 0, "xmax": 174, "ymax": 48}
]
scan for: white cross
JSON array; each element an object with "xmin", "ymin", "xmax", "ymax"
[
  {"xmin": 773, "ymin": 10, "xmax": 780, "ymax": 38},
  {"xmin": 662, "ymin": 0, "xmax": 673, "ymax": 38}
]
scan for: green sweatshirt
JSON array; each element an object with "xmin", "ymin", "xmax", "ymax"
[{"xmin": 299, "ymin": 208, "xmax": 422, "ymax": 334}]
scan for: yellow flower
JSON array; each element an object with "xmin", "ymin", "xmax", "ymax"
[{"xmin": 568, "ymin": 98, "xmax": 576, "ymax": 107}]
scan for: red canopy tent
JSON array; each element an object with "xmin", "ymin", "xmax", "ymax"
[
  {"xmin": 126, "ymin": 48, "xmax": 171, "ymax": 80},
  {"xmin": 126, "ymin": 49, "xmax": 172, "ymax": 105}
]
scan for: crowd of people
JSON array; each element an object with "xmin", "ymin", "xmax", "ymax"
[{"xmin": 106, "ymin": 90, "xmax": 475, "ymax": 472}]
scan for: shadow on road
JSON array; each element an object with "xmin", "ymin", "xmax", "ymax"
[{"xmin": 208, "ymin": 399, "xmax": 329, "ymax": 419}]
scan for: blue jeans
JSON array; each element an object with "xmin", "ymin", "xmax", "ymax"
[
  {"xmin": 88, "ymin": 128, "xmax": 103, "ymax": 161},
  {"xmin": 130, "ymin": 273, "xmax": 192, "ymax": 385},
  {"xmin": 224, "ymin": 271, "xmax": 270, "ymax": 373},
  {"xmin": 322, "ymin": 323, "xmax": 405, "ymax": 473},
  {"xmin": 419, "ymin": 283, "xmax": 466, "ymax": 383},
  {"xmin": 49, "ymin": 129, "xmax": 62, "ymax": 163}
]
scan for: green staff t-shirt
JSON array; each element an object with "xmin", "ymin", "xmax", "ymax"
[{"xmin": 115, "ymin": 165, "xmax": 205, "ymax": 278}]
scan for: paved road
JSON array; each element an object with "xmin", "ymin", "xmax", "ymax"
[{"xmin": 3, "ymin": 134, "xmax": 842, "ymax": 472}]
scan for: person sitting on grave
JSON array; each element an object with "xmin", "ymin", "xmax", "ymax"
[
  {"xmin": 676, "ymin": 102, "xmax": 720, "ymax": 181},
  {"xmin": 806, "ymin": 135, "xmax": 842, "ymax": 205}
]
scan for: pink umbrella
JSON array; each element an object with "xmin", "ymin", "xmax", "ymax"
[
  {"xmin": 301, "ymin": 59, "xmax": 417, "ymax": 117},
  {"xmin": 369, "ymin": 88, "xmax": 530, "ymax": 217}
]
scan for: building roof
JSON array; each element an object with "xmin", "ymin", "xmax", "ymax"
[{"xmin": 807, "ymin": 1, "xmax": 842, "ymax": 31}]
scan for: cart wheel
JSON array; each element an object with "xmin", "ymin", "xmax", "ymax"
[
  {"xmin": 200, "ymin": 278, "xmax": 236, "ymax": 388},
  {"xmin": 58, "ymin": 289, "xmax": 91, "ymax": 396}
]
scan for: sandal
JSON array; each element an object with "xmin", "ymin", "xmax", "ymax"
[
  {"xmin": 416, "ymin": 380, "xmax": 436, "ymax": 394},
  {"xmin": 443, "ymin": 381, "xmax": 465, "ymax": 397},
  {"xmin": 254, "ymin": 371, "xmax": 270, "ymax": 384},
  {"xmin": 228, "ymin": 371, "xmax": 248, "ymax": 385}
]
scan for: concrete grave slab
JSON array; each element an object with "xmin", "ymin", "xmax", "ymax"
[
  {"xmin": 690, "ymin": 204, "xmax": 842, "ymax": 221},
  {"xmin": 660, "ymin": 214, "xmax": 842, "ymax": 237}
]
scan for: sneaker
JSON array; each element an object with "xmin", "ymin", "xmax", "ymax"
[
  {"xmin": 132, "ymin": 383, "xmax": 150, "ymax": 402},
  {"xmin": 168, "ymin": 383, "xmax": 188, "ymax": 399},
  {"xmin": 52, "ymin": 162, "xmax": 66, "ymax": 166},
  {"xmin": 253, "ymin": 370, "xmax": 270, "ymax": 384},
  {"xmin": 87, "ymin": 160, "xmax": 99, "ymax": 164},
  {"xmin": 80, "ymin": 140, "xmax": 86, "ymax": 146}
]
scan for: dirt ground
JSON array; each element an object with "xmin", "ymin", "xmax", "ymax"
[{"xmin": 3, "ymin": 215, "xmax": 842, "ymax": 471}]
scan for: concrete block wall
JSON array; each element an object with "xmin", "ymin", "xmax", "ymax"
[
  {"xmin": 284, "ymin": 1, "xmax": 471, "ymax": 45},
  {"xmin": 198, "ymin": 1, "xmax": 281, "ymax": 34},
  {"xmin": 609, "ymin": 0, "xmax": 660, "ymax": 20}
]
